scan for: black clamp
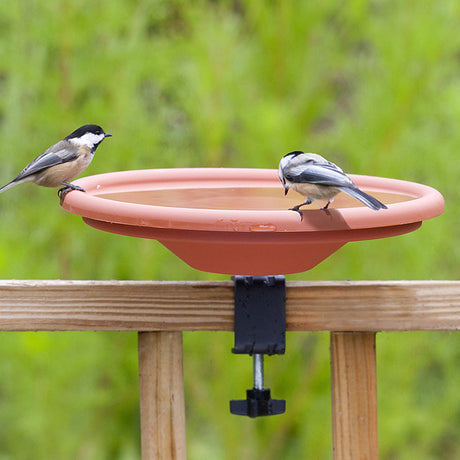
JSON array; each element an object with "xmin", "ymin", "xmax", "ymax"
[{"xmin": 230, "ymin": 275, "xmax": 286, "ymax": 417}]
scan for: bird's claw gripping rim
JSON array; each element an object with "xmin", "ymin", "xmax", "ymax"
[{"xmin": 58, "ymin": 183, "xmax": 86, "ymax": 203}]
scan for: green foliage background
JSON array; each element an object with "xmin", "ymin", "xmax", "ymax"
[{"xmin": 0, "ymin": 1, "xmax": 459, "ymax": 458}]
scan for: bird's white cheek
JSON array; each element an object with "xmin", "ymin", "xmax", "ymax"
[{"xmin": 70, "ymin": 132, "xmax": 104, "ymax": 147}]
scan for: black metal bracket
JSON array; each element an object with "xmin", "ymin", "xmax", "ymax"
[{"xmin": 230, "ymin": 275, "xmax": 286, "ymax": 417}]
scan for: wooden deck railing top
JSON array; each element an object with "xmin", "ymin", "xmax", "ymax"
[{"xmin": 0, "ymin": 279, "xmax": 458, "ymax": 331}]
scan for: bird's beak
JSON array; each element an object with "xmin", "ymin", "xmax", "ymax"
[
  {"xmin": 104, "ymin": 133, "xmax": 112, "ymax": 138},
  {"xmin": 284, "ymin": 187, "xmax": 289, "ymax": 196}
]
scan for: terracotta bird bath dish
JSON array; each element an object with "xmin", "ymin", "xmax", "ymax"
[{"xmin": 60, "ymin": 168, "xmax": 444, "ymax": 275}]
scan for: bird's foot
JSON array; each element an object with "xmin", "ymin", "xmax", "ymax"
[
  {"xmin": 288, "ymin": 205, "xmax": 304, "ymax": 221},
  {"xmin": 58, "ymin": 183, "xmax": 86, "ymax": 203},
  {"xmin": 320, "ymin": 201, "xmax": 333, "ymax": 216},
  {"xmin": 288, "ymin": 199, "xmax": 313, "ymax": 221}
]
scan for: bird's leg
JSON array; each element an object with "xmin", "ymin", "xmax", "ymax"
[
  {"xmin": 321, "ymin": 201, "xmax": 331, "ymax": 210},
  {"xmin": 58, "ymin": 182, "xmax": 86, "ymax": 202},
  {"xmin": 288, "ymin": 199, "xmax": 312, "ymax": 221},
  {"xmin": 60, "ymin": 181, "xmax": 86, "ymax": 192}
]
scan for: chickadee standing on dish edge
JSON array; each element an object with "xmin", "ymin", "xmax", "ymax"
[
  {"xmin": 0, "ymin": 124, "xmax": 111, "ymax": 200},
  {"xmin": 278, "ymin": 151, "xmax": 387, "ymax": 218}
]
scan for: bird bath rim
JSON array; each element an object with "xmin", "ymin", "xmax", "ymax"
[
  {"xmin": 61, "ymin": 168, "xmax": 443, "ymax": 232},
  {"xmin": 61, "ymin": 168, "xmax": 444, "ymax": 275}
]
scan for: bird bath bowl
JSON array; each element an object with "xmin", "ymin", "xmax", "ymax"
[{"xmin": 61, "ymin": 168, "xmax": 444, "ymax": 275}]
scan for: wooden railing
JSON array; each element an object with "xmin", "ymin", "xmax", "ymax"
[{"xmin": 1, "ymin": 279, "xmax": 459, "ymax": 459}]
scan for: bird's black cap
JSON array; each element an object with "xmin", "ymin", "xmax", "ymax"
[
  {"xmin": 284, "ymin": 150, "xmax": 304, "ymax": 157},
  {"xmin": 65, "ymin": 124, "xmax": 109, "ymax": 140}
]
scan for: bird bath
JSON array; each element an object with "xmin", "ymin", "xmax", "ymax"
[
  {"xmin": 61, "ymin": 167, "xmax": 444, "ymax": 417},
  {"xmin": 61, "ymin": 168, "xmax": 444, "ymax": 275}
]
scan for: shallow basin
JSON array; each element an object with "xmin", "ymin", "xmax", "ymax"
[{"xmin": 61, "ymin": 168, "xmax": 444, "ymax": 275}]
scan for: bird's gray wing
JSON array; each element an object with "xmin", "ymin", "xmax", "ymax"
[
  {"xmin": 14, "ymin": 142, "xmax": 78, "ymax": 181},
  {"xmin": 284, "ymin": 163, "xmax": 354, "ymax": 187}
]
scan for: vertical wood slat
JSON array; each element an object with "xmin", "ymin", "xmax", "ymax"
[
  {"xmin": 331, "ymin": 332, "xmax": 378, "ymax": 460},
  {"xmin": 138, "ymin": 332, "xmax": 187, "ymax": 460}
]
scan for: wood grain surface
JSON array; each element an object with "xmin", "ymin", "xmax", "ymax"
[
  {"xmin": 331, "ymin": 332, "xmax": 378, "ymax": 460},
  {"xmin": 0, "ymin": 280, "xmax": 457, "ymax": 331},
  {"xmin": 138, "ymin": 332, "xmax": 186, "ymax": 460}
]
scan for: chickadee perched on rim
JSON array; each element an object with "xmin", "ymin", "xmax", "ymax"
[
  {"xmin": 278, "ymin": 151, "xmax": 387, "ymax": 218},
  {"xmin": 0, "ymin": 124, "xmax": 111, "ymax": 200}
]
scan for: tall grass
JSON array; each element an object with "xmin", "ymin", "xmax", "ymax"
[{"xmin": 0, "ymin": 1, "xmax": 459, "ymax": 458}]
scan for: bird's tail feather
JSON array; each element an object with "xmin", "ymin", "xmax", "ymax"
[
  {"xmin": 340, "ymin": 186, "xmax": 387, "ymax": 210},
  {"xmin": 0, "ymin": 181, "xmax": 18, "ymax": 194}
]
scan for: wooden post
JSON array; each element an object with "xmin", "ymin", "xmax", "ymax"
[
  {"xmin": 138, "ymin": 331, "xmax": 186, "ymax": 460},
  {"xmin": 331, "ymin": 332, "xmax": 378, "ymax": 460}
]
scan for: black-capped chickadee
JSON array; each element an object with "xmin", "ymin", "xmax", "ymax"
[
  {"xmin": 278, "ymin": 151, "xmax": 387, "ymax": 218},
  {"xmin": 0, "ymin": 124, "xmax": 111, "ymax": 199}
]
